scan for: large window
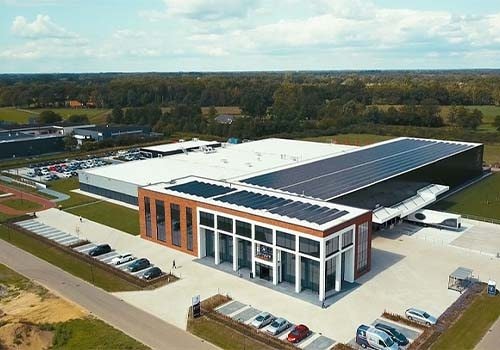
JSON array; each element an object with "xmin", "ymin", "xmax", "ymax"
[
  {"xmin": 186, "ymin": 207, "xmax": 193, "ymax": 251},
  {"xmin": 356, "ymin": 222, "xmax": 369, "ymax": 272},
  {"xmin": 276, "ymin": 231, "xmax": 295, "ymax": 250},
  {"xmin": 255, "ymin": 225, "xmax": 273, "ymax": 244},
  {"xmin": 325, "ymin": 236, "xmax": 339, "ymax": 257},
  {"xmin": 236, "ymin": 220, "xmax": 251, "ymax": 238},
  {"xmin": 144, "ymin": 197, "xmax": 152, "ymax": 238},
  {"xmin": 155, "ymin": 200, "xmax": 166, "ymax": 242},
  {"xmin": 342, "ymin": 229, "xmax": 354, "ymax": 248},
  {"xmin": 325, "ymin": 257, "xmax": 337, "ymax": 292},
  {"xmin": 200, "ymin": 211, "xmax": 214, "ymax": 227},
  {"xmin": 217, "ymin": 215, "xmax": 233, "ymax": 233},
  {"xmin": 171, "ymin": 204, "xmax": 181, "ymax": 247},
  {"xmin": 299, "ymin": 237, "xmax": 320, "ymax": 258}
]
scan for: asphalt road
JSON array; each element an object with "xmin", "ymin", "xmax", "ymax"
[{"xmin": 0, "ymin": 239, "xmax": 217, "ymax": 350}]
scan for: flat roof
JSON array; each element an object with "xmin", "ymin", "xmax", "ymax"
[
  {"xmin": 0, "ymin": 132, "xmax": 63, "ymax": 143},
  {"xmin": 82, "ymin": 138, "xmax": 358, "ymax": 187},
  {"xmin": 144, "ymin": 176, "xmax": 368, "ymax": 231},
  {"xmin": 141, "ymin": 139, "xmax": 220, "ymax": 153},
  {"xmin": 241, "ymin": 137, "xmax": 481, "ymax": 201}
]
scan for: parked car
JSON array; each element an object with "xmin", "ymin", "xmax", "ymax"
[
  {"xmin": 251, "ymin": 312, "xmax": 274, "ymax": 329},
  {"xmin": 356, "ymin": 324, "xmax": 399, "ymax": 350},
  {"xmin": 375, "ymin": 323, "xmax": 409, "ymax": 346},
  {"xmin": 127, "ymin": 258, "xmax": 150, "ymax": 272},
  {"xmin": 142, "ymin": 267, "xmax": 162, "ymax": 280},
  {"xmin": 60, "ymin": 172, "xmax": 72, "ymax": 178},
  {"xmin": 88, "ymin": 244, "xmax": 112, "ymax": 257},
  {"xmin": 266, "ymin": 317, "xmax": 290, "ymax": 336},
  {"xmin": 405, "ymin": 308, "xmax": 437, "ymax": 326},
  {"xmin": 111, "ymin": 253, "xmax": 135, "ymax": 265},
  {"xmin": 287, "ymin": 324, "xmax": 310, "ymax": 343}
]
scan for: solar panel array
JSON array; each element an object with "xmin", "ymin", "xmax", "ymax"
[
  {"xmin": 167, "ymin": 181, "xmax": 236, "ymax": 198},
  {"xmin": 242, "ymin": 138, "xmax": 476, "ymax": 200}
]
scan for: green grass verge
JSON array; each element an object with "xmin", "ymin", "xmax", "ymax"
[
  {"xmin": 67, "ymin": 201, "xmax": 140, "ymax": 236},
  {"xmin": 0, "ymin": 263, "xmax": 32, "ymax": 289},
  {"xmin": 49, "ymin": 317, "xmax": 149, "ymax": 350},
  {"xmin": 432, "ymin": 173, "xmax": 500, "ymax": 220},
  {"xmin": 0, "ymin": 224, "xmax": 139, "ymax": 292},
  {"xmin": 1, "ymin": 198, "xmax": 43, "ymax": 211},
  {"xmin": 188, "ymin": 316, "xmax": 274, "ymax": 350},
  {"xmin": 431, "ymin": 293, "xmax": 500, "ymax": 350}
]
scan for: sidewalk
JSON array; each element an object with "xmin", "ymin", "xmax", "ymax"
[{"xmin": 476, "ymin": 317, "xmax": 500, "ymax": 350}]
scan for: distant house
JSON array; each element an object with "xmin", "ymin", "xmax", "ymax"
[
  {"xmin": 215, "ymin": 114, "xmax": 235, "ymax": 124},
  {"xmin": 68, "ymin": 100, "xmax": 83, "ymax": 109}
]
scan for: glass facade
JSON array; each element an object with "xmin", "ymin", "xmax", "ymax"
[
  {"xmin": 155, "ymin": 200, "xmax": 166, "ymax": 242},
  {"xmin": 281, "ymin": 251, "xmax": 295, "ymax": 284},
  {"xmin": 217, "ymin": 215, "xmax": 233, "ymax": 233},
  {"xmin": 325, "ymin": 257, "xmax": 336, "ymax": 292},
  {"xmin": 356, "ymin": 222, "xmax": 369, "ymax": 272},
  {"xmin": 205, "ymin": 229, "xmax": 215, "ymax": 257},
  {"xmin": 235, "ymin": 220, "xmax": 251, "ymax": 238},
  {"xmin": 171, "ymin": 204, "xmax": 181, "ymax": 246},
  {"xmin": 186, "ymin": 207, "xmax": 193, "ymax": 251},
  {"xmin": 276, "ymin": 231, "xmax": 295, "ymax": 250},
  {"xmin": 301, "ymin": 257, "xmax": 319, "ymax": 292},
  {"xmin": 255, "ymin": 225, "xmax": 273, "ymax": 244},
  {"xmin": 144, "ymin": 197, "xmax": 152, "ymax": 238},
  {"xmin": 325, "ymin": 236, "xmax": 339, "ymax": 257},
  {"xmin": 342, "ymin": 229, "xmax": 354, "ymax": 248},
  {"xmin": 200, "ymin": 211, "xmax": 214, "ymax": 227},
  {"xmin": 299, "ymin": 237, "xmax": 320, "ymax": 258},
  {"xmin": 237, "ymin": 239, "xmax": 252, "ymax": 269},
  {"xmin": 219, "ymin": 233, "xmax": 233, "ymax": 263}
]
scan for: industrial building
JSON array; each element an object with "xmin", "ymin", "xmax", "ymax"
[{"xmin": 78, "ymin": 137, "xmax": 484, "ymax": 301}]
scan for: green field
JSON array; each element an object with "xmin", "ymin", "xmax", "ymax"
[
  {"xmin": 0, "ymin": 107, "xmax": 110, "ymax": 124},
  {"xmin": 49, "ymin": 178, "xmax": 99, "ymax": 208},
  {"xmin": 431, "ymin": 292, "xmax": 500, "ymax": 350},
  {"xmin": 302, "ymin": 133, "xmax": 392, "ymax": 146},
  {"xmin": 432, "ymin": 173, "xmax": 500, "ymax": 220},
  {"xmin": 1, "ymin": 198, "xmax": 43, "ymax": 211}
]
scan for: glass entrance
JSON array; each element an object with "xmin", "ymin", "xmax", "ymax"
[
  {"xmin": 205, "ymin": 229, "xmax": 214, "ymax": 257},
  {"xmin": 219, "ymin": 233, "xmax": 233, "ymax": 263},
  {"xmin": 238, "ymin": 239, "xmax": 252, "ymax": 269}
]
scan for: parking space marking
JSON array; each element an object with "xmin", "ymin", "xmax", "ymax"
[
  {"xmin": 277, "ymin": 324, "xmax": 295, "ymax": 341},
  {"xmin": 129, "ymin": 265, "xmax": 155, "ymax": 276},
  {"xmin": 53, "ymin": 235, "xmax": 75, "ymax": 243},
  {"xmin": 43, "ymin": 232, "xmax": 70, "ymax": 241},
  {"xmin": 303, "ymin": 335, "xmax": 336, "ymax": 350},
  {"xmin": 232, "ymin": 307, "xmax": 261, "ymax": 324},
  {"xmin": 116, "ymin": 260, "xmax": 138, "ymax": 270},
  {"xmin": 216, "ymin": 301, "xmax": 246, "ymax": 316},
  {"xmin": 75, "ymin": 244, "xmax": 97, "ymax": 253},
  {"xmin": 94, "ymin": 251, "xmax": 118, "ymax": 261},
  {"xmin": 296, "ymin": 332, "xmax": 318, "ymax": 349},
  {"xmin": 375, "ymin": 317, "xmax": 423, "ymax": 341},
  {"xmin": 60, "ymin": 238, "xmax": 82, "ymax": 246}
]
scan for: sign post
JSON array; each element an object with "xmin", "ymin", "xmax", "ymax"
[{"xmin": 192, "ymin": 295, "xmax": 201, "ymax": 318}]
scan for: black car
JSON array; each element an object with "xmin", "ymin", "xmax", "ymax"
[
  {"xmin": 142, "ymin": 267, "xmax": 162, "ymax": 280},
  {"xmin": 88, "ymin": 244, "xmax": 112, "ymax": 257},
  {"xmin": 127, "ymin": 258, "xmax": 150, "ymax": 272},
  {"xmin": 375, "ymin": 323, "xmax": 409, "ymax": 346}
]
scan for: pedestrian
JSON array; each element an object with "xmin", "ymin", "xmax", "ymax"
[
  {"xmin": 172, "ymin": 259, "xmax": 176, "ymax": 269},
  {"xmin": 79, "ymin": 216, "xmax": 83, "ymax": 223}
]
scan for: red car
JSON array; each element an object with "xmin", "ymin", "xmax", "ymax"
[{"xmin": 287, "ymin": 324, "xmax": 310, "ymax": 343}]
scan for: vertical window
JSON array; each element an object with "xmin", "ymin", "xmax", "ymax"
[
  {"xmin": 342, "ymin": 229, "xmax": 354, "ymax": 248},
  {"xmin": 171, "ymin": 204, "xmax": 181, "ymax": 247},
  {"xmin": 144, "ymin": 197, "xmax": 152, "ymax": 238},
  {"xmin": 356, "ymin": 222, "xmax": 369, "ymax": 272},
  {"xmin": 299, "ymin": 237, "xmax": 320, "ymax": 258},
  {"xmin": 276, "ymin": 231, "xmax": 295, "ymax": 250},
  {"xmin": 186, "ymin": 207, "xmax": 193, "ymax": 251},
  {"xmin": 235, "ymin": 220, "xmax": 251, "ymax": 238},
  {"xmin": 200, "ymin": 211, "xmax": 214, "ymax": 227},
  {"xmin": 155, "ymin": 200, "xmax": 166, "ymax": 242},
  {"xmin": 217, "ymin": 215, "xmax": 233, "ymax": 233},
  {"xmin": 255, "ymin": 225, "xmax": 273, "ymax": 244},
  {"xmin": 325, "ymin": 257, "xmax": 336, "ymax": 292},
  {"xmin": 325, "ymin": 236, "xmax": 339, "ymax": 257}
]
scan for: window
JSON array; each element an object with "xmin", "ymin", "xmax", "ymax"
[
  {"xmin": 199, "ymin": 211, "xmax": 214, "ymax": 227},
  {"xmin": 299, "ymin": 237, "xmax": 320, "ymax": 258},
  {"xmin": 325, "ymin": 257, "xmax": 336, "ymax": 292},
  {"xmin": 255, "ymin": 225, "xmax": 273, "ymax": 244},
  {"xmin": 342, "ymin": 229, "xmax": 354, "ymax": 248},
  {"xmin": 356, "ymin": 222, "xmax": 369, "ymax": 272},
  {"xmin": 217, "ymin": 215, "xmax": 233, "ymax": 233},
  {"xmin": 235, "ymin": 220, "xmax": 251, "ymax": 238},
  {"xmin": 171, "ymin": 204, "xmax": 181, "ymax": 247},
  {"xmin": 276, "ymin": 231, "xmax": 295, "ymax": 250},
  {"xmin": 155, "ymin": 200, "xmax": 166, "ymax": 242},
  {"xmin": 325, "ymin": 236, "xmax": 339, "ymax": 257},
  {"xmin": 186, "ymin": 207, "xmax": 193, "ymax": 251},
  {"xmin": 144, "ymin": 197, "xmax": 152, "ymax": 237}
]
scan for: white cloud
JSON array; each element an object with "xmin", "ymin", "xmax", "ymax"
[{"xmin": 11, "ymin": 14, "xmax": 76, "ymax": 39}]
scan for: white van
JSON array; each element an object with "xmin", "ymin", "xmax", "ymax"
[{"xmin": 356, "ymin": 325, "xmax": 399, "ymax": 350}]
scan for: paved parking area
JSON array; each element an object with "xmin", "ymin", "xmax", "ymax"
[{"xmin": 16, "ymin": 219, "xmax": 85, "ymax": 247}]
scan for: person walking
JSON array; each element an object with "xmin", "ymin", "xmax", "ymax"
[
  {"xmin": 172, "ymin": 259, "xmax": 176, "ymax": 269},
  {"xmin": 79, "ymin": 216, "xmax": 83, "ymax": 223}
]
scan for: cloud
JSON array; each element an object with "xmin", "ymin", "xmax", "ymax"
[{"xmin": 11, "ymin": 14, "xmax": 77, "ymax": 39}]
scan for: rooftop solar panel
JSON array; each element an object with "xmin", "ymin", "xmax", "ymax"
[
  {"xmin": 242, "ymin": 138, "xmax": 476, "ymax": 200},
  {"xmin": 168, "ymin": 181, "xmax": 236, "ymax": 198}
]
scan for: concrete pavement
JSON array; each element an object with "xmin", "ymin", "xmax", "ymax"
[{"xmin": 0, "ymin": 238, "xmax": 216, "ymax": 350}]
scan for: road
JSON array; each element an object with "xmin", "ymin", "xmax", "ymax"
[{"xmin": 0, "ymin": 239, "xmax": 217, "ymax": 350}]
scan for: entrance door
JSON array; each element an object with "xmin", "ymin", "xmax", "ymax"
[{"xmin": 205, "ymin": 229, "xmax": 215, "ymax": 257}]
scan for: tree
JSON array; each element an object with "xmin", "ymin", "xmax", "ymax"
[
  {"xmin": 63, "ymin": 134, "xmax": 78, "ymax": 151},
  {"xmin": 455, "ymin": 108, "xmax": 483, "ymax": 130},
  {"xmin": 493, "ymin": 115, "xmax": 500, "ymax": 131},
  {"xmin": 110, "ymin": 106, "xmax": 124, "ymax": 123},
  {"xmin": 37, "ymin": 110, "xmax": 62, "ymax": 124},
  {"xmin": 67, "ymin": 114, "xmax": 90, "ymax": 124},
  {"xmin": 207, "ymin": 106, "xmax": 217, "ymax": 119}
]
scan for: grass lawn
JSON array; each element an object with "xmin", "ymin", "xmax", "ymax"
[
  {"xmin": 432, "ymin": 173, "xmax": 500, "ymax": 220},
  {"xmin": 50, "ymin": 317, "xmax": 149, "ymax": 350},
  {"xmin": 1, "ymin": 198, "xmax": 43, "ymax": 211},
  {"xmin": 67, "ymin": 201, "xmax": 140, "ymax": 235},
  {"xmin": 188, "ymin": 316, "xmax": 274, "ymax": 350},
  {"xmin": 484, "ymin": 143, "xmax": 500, "ymax": 165},
  {"xmin": 302, "ymin": 133, "xmax": 393, "ymax": 145},
  {"xmin": 0, "ymin": 224, "xmax": 139, "ymax": 292},
  {"xmin": 0, "ymin": 107, "xmax": 110, "ymax": 124},
  {"xmin": 431, "ymin": 293, "xmax": 500, "ymax": 350},
  {"xmin": 0, "ymin": 263, "xmax": 33, "ymax": 289},
  {"xmin": 0, "ymin": 107, "xmax": 35, "ymax": 123},
  {"xmin": 49, "ymin": 178, "xmax": 99, "ymax": 208},
  {"xmin": 0, "ymin": 212, "xmax": 14, "ymax": 223}
]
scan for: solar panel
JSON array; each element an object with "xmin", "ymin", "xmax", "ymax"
[
  {"xmin": 241, "ymin": 138, "xmax": 476, "ymax": 200},
  {"xmin": 168, "ymin": 181, "xmax": 236, "ymax": 198}
]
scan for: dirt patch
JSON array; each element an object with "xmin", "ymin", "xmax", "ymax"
[
  {"xmin": 0, "ymin": 322, "xmax": 53, "ymax": 350},
  {"xmin": 1, "ymin": 291, "xmax": 87, "ymax": 324}
]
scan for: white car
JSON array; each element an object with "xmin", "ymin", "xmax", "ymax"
[
  {"xmin": 405, "ymin": 308, "xmax": 437, "ymax": 325},
  {"xmin": 111, "ymin": 253, "xmax": 135, "ymax": 265},
  {"xmin": 251, "ymin": 312, "xmax": 274, "ymax": 329},
  {"xmin": 60, "ymin": 172, "xmax": 72, "ymax": 178},
  {"xmin": 266, "ymin": 317, "xmax": 290, "ymax": 335}
]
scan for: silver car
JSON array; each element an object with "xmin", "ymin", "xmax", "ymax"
[
  {"xmin": 266, "ymin": 317, "xmax": 290, "ymax": 335},
  {"xmin": 405, "ymin": 308, "xmax": 437, "ymax": 325},
  {"xmin": 251, "ymin": 312, "xmax": 274, "ymax": 329}
]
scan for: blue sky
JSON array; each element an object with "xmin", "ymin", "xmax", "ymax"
[{"xmin": 1, "ymin": 0, "xmax": 499, "ymax": 73}]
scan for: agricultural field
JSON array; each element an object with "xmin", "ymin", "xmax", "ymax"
[{"xmin": 0, "ymin": 107, "xmax": 110, "ymax": 124}]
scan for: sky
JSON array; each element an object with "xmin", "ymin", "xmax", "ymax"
[{"xmin": 1, "ymin": 0, "xmax": 500, "ymax": 73}]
